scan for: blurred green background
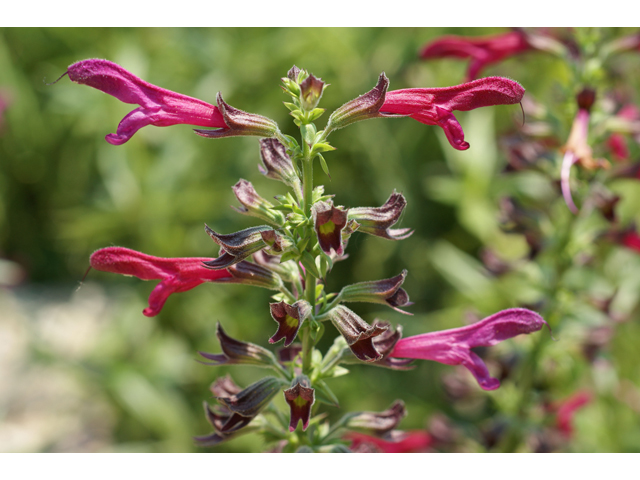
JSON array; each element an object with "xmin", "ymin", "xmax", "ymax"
[{"xmin": 2, "ymin": 28, "xmax": 640, "ymax": 452}]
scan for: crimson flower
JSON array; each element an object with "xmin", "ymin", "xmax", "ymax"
[
  {"xmin": 420, "ymin": 31, "xmax": 532, "ymax": 81},
  {"xmin": 553, "ymin": 391, "xmax": 591, "ymax": 438},
  {"xmin": 380, "ymin": 77, "xmax": 524, "ymax": 150},
  {"xmin": 90, "ymin": 247, "xmax": 232, "ymax": 317},
  {"xmin": 66, "ymin": 59, "xmax": 228, "ymax": 145},
  {"xmin": 346, "ymin": 431, "xmax": 433, "ymax": 453},
  {"xmin": 390, "ymin": 308, "xmax": 547, "ymax": 391}
]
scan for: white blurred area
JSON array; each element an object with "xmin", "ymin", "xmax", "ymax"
[{"xmin": 0, "ymin": 277, "xmax": 116, "ymax": 452}]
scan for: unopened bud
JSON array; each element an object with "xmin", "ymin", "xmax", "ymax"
[
  {"xmin": 232, "ymin": 179, "xmax": 285, "ymax": 226},
  {"xmin": 327, "ymin": 73, "xmax": 389, "ymax": 131}
]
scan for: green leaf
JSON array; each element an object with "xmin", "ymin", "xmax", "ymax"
[
  {"xmin": 314, "ymin": 380, "xmax": 340, "ymax": 407},
  {"xmin": 301, "ymin": 251, "xmax": 321, "ymax": 278},
  {"xmin": 280, "ymin": 251, "xmax": 297, "ymax": 263},
  {"xmin": 317, "ymin": 154, "xmax": 331, "ymax": 179}
]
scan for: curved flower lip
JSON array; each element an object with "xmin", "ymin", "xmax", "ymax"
[
  {"xmin": 380, "ymin": 77, "xmax": 524, "ymax": 151},
  {"xmin": 420, "ymin": 31, "xmax": 532, "ymax": 81},
  {"xmin": 89, "ymin": 246, "xmax": 232, "ymax": 317},
  {"xmin": 66, "ymin": 59, "xmax": 227, "ymax": 145},
  {"xmin": 390, "ymin": 308, "xmax": 548, "ymax": 391}
]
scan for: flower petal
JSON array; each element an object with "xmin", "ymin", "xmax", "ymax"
[
  {"xmin": 390, "ymin": 308, "xmax": 547, "ymax": 390},
  {"xmin": 67, "ymin": 59, "xmax": 227, "ymax": 145}
]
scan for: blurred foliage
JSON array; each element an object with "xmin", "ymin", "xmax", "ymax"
[{"xmin": 2, "ymin": 27, "xmax": 640, "ymax": 453}]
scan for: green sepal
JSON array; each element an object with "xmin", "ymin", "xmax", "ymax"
[
  {"xmin": 307, "ymin": 108, "xmax": 326, "ymax": 122},
  {"xmin": 283, "ymin": 102, "xmax": 300, "ymax": 112}
]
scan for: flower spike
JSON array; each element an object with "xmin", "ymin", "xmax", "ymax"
[
  {"xmin": 66, "ymin": 59, "xmax": 228, "ymax": 145},
  {"xmin": 89, "ymin": 247, "xmax": 232, "ymax": 317},
  {"xmin": 348, "ymin": 191, "xmax": 412, "ymax": 240},
  {"xmin": 380, "ymin": 77, "xmax": 525, "ymax": 150},
  {"xmin": 390, "ymin": 308, "xmax": 548, "ymax": 390}
]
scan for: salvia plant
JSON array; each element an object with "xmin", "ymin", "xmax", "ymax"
[{"xmin": 55, "ymin": 27, "xmax": 640, "ymax": 452}]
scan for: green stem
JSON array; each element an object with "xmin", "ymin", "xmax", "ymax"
[{"xmin": 300, "ymin": 127, "xmax": 316, "ymax": 376}]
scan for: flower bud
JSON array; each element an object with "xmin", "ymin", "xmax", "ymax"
[
  {"xmin": 198, "ymin": 323, "xmax": 278, "ymax": 367},
  {"xmin": 260, "ymin": 229, "xmax": 294, "ymax": 255},
  {"xmin": 312, "ymin": 201, "xmax": 349, "ymax": 256},
  {"xmin": 218, "ymin": 376, "xmax": 287, "ymax": 418},
  {"xmin": 258, "ymin": 138, "xmax": 302, "ymax": 192},
  {"xmin": 195, "ymin": 93, "xmax": 279, "ymax": 138},
  {"xmin": 327, "ymin": 72, "xmax": 389, "ymax": 131},
  {"xmin": 348, "ymin": 400, "xmax": 407, "ymax": 435},
  {"xmin": 232, "ymin": 179, "xmax": 285, "ymax": 226},
  {"xmin": 284, "ymin": 375, "xmax": 315, "ymax": 432},
  {"xmin": 300, "ymin": 74, "xmax": 326, "ymax": 111},
  {"xmin": 252, "ymin": 251, "xmax": 299, "ymax": 285},
  {"xmin": 348, "ymin": 191, "xmax": 413, "ymax": 240},
  {"xmin": 203, "ymin": 224, "xmax": 271, "ymax": 269},
  {"xmin": 269, "ymin": 300, "xmax": 312, "ymax": 347},
  {"xmin": 339, "ymin": 270, "xmax": 412, "ymax": 314},
  {"xmin": 326, "ymin": 306, "xmax": 387, "ymax": 362},
  {"xmin": 225, "ymin": 260, "xmax": 284, "ymax": 291}
]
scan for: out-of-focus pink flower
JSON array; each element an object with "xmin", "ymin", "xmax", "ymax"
[
  {"xmin": 607, "ymin": 104, "xmax": 640, "ymax": 162},
  {"xmin": 90, "ymin": 247, "xmax": 232, "ymax": 316},
  {"xmin": 619, "ymin": 229, "xmax": 640, "ymax": 253},
  {"xmin": 553, "ymin": 391, "xmax": 591, "ymax": 438},
  {"xmin": 380, "ymin": 77, "xmax": 524, "ymax": 150},
  {"xmin": 390, "ymin": 308, "xmax": 547, "ymax": 391},
  {"xmin": 346, "ymin": 431, "xmax": 433, "ymax": 453},
  {"xmin": 0, "ymin": 89, "xmax": 12, "ymax": 134},
  {"xmin": 66, "ymin": 59, "xmax": 227, "ymax": 145},
  {"xmin": 420, "ymin": 31, "xmax": 532, "ymax": 81},
  {"xmin": 561, "ymin": 89, "xmax": 608, "ymax": 214}
]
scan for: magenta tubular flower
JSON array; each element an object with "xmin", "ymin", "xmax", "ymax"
[
  {"xmin": 390, "ymin": 308, "xmax": 547, "ymax": 391},
  {"xmin": 380, "ymin": 77, "xmax": 524, "ymax": 150},
  {"xmin": 420, "ymin": 31, "xmax": 532, "ymax": 81},
  {"xmin": 66, "ymin": 59, "xmax": 228, "ymax": 145},
  {"xmin": 560, "ymin": 89, "xmax": 606, "ymax": 214},
  {"xmin": 90, "ymin": 247, "xmax": 232, "ymax": 316}
]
